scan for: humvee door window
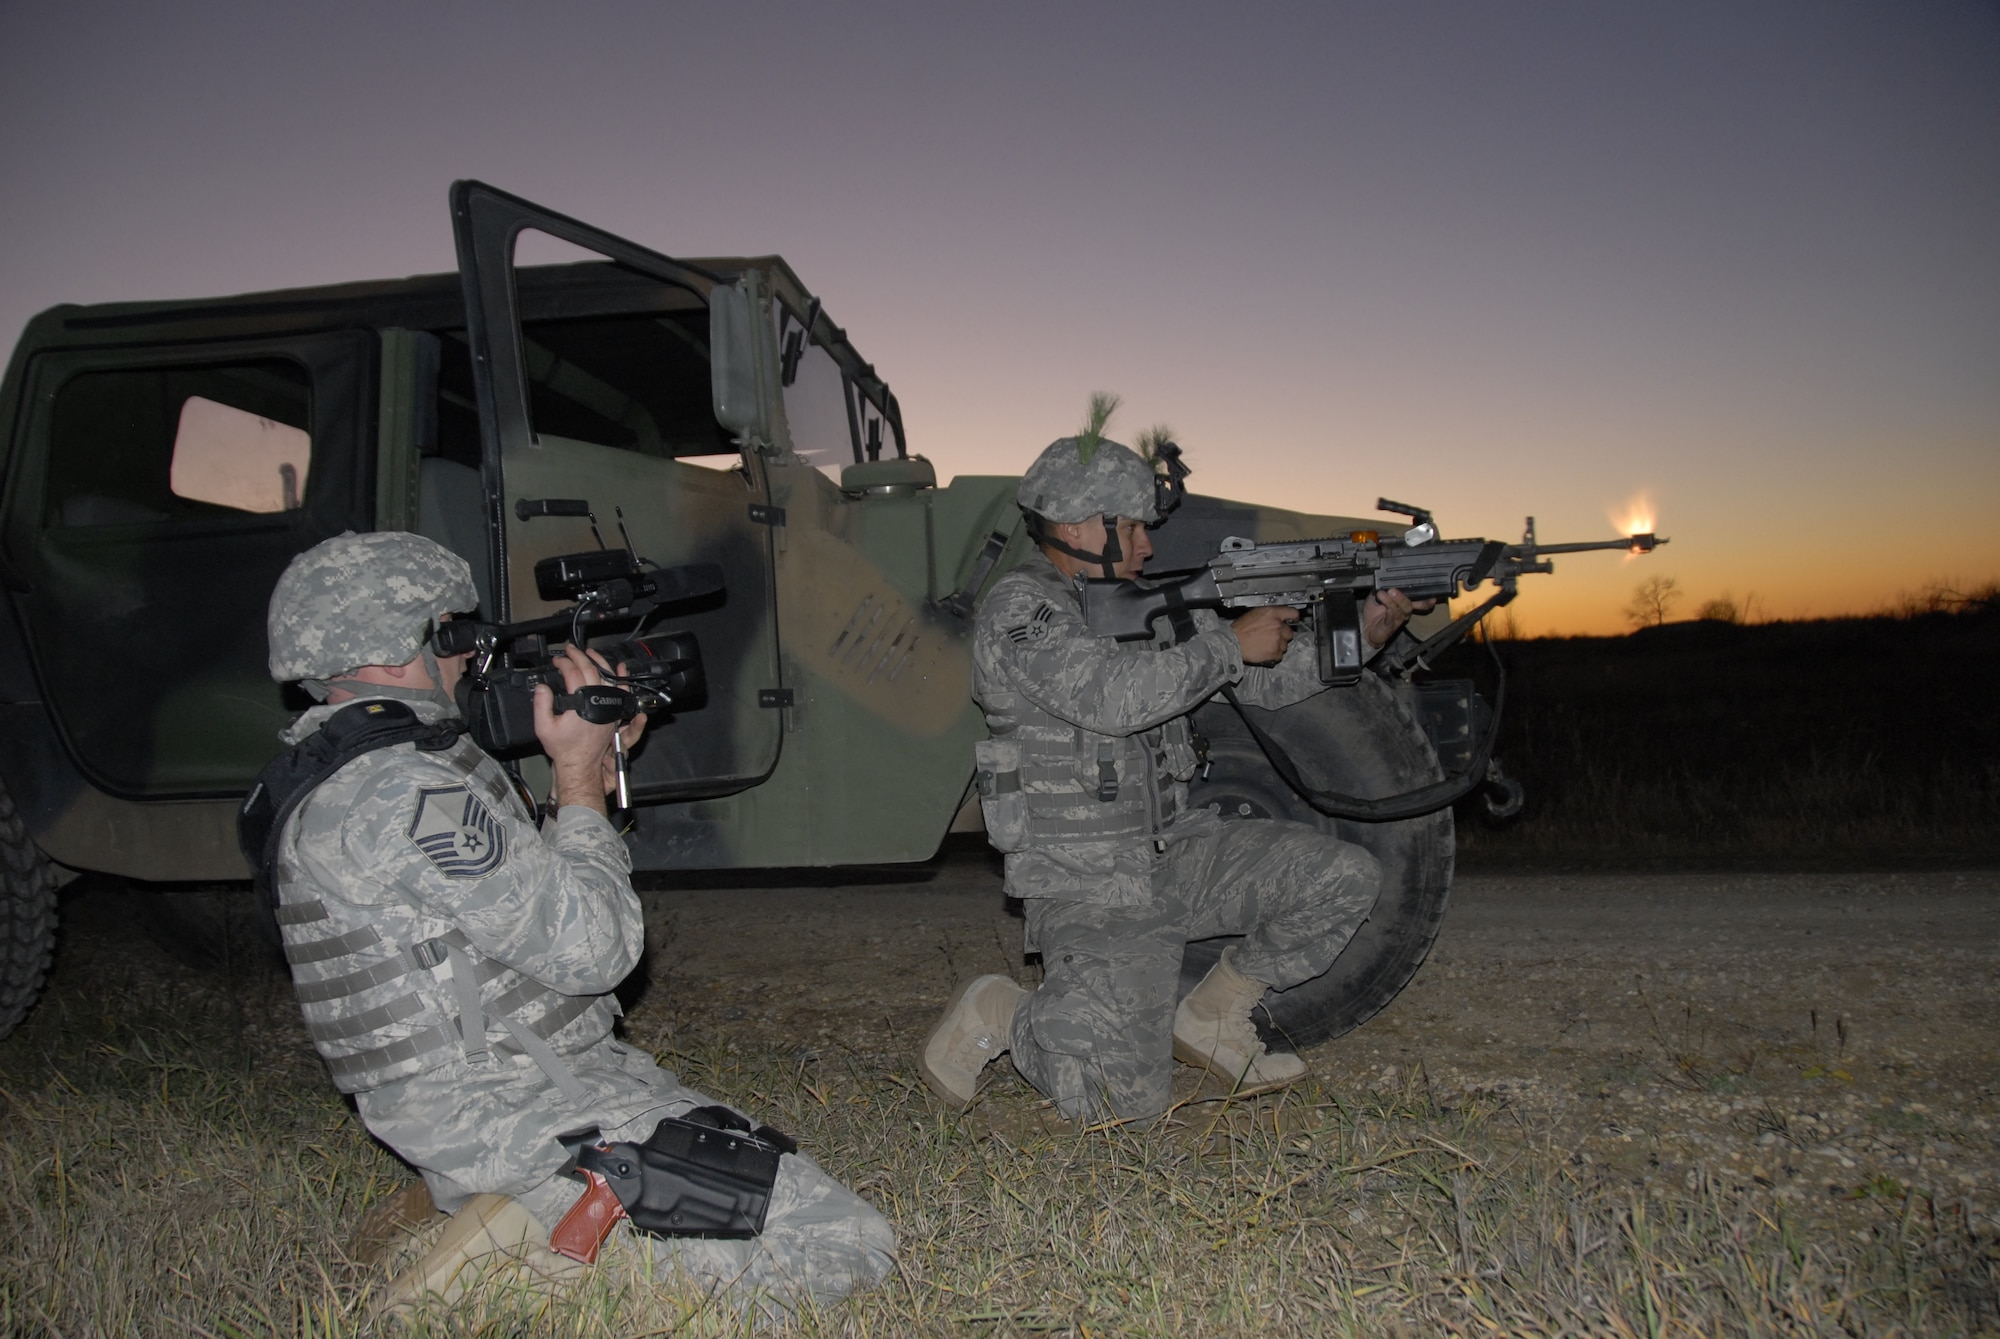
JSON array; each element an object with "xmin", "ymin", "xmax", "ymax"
[
  {"xmin": 511, "ymin": 312, "xmax": 733, "ymax": 461},
  {"xmin": 169, "ymin": 396, "xmax": 311, "ymax": 514},
  {"xmin": 45, "ymin": 359, "xmax": 312, "ymax": 527}
]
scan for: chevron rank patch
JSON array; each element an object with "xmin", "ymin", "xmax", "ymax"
[
  {"xmin": 1006, "ymin": 604, "xmax": 1057, "ymax": 644},
  {"xmin": 407, "ymin": 785, "xmax": 506, "ymax": 879}
]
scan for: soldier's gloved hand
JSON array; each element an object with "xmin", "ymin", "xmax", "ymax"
[
  {"xmin": 1364, "ymin": 588, "xmax": 1435, "ymax": 648},
  {"xmin": 535, "ymin": 645, "xmax": 622, "ymax": 817},
  {"xmin": 1233, "ymin": 606, "xmax": 1302, "ymax": 665}
]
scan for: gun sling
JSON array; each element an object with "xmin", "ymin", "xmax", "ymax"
[{"xmin": 1225, "ymin": 625, "xmax": 1509, "ymax": 823}]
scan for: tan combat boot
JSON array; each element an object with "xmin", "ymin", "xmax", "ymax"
[
  {"xmin": 918, "ymin": 974, "xmax": 1028, "ymax": 1105},
  {"xmin": 1172, "ymin": 947, "xmax": 1307, "ymax": 1092},
  {"xmin": 373, "ymin": 1192, "xmax": 582, "ymax": 1317},
  {"xmin": 347, "ymin": 1181, "xmax": 445, "ymax": 1272}
]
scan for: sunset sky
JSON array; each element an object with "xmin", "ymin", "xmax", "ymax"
[{"xmin": 3, "ymin": 2, "xmax": 1994, "ymax": 634}]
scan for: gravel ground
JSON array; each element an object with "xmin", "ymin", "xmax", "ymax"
[{"xmin": 629, "ymin": 859, "xmax": 2000, "ymax": 1229}]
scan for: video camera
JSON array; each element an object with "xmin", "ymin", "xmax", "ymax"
[{"xmin": 433, "ymin": 547, "xmax": 721, "ymax": 760}]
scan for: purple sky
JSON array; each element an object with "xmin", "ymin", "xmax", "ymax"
[{"xmin": 4, "ymin": 1, "xmax": 1995, "ymax": 632}]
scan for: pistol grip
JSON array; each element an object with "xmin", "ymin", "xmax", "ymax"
[{"xmin": 549, "ymin": 1167, "xmax": 626, "ymax": 1264}]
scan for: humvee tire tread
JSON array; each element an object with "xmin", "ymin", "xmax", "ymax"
[
  {"xmin": 0, "ymin": 776, "xmax": 59, "ymax": 1040},
  {"xmin": 1184, "ymin": 673, "xmax": 1454, "ymax": 1048}
]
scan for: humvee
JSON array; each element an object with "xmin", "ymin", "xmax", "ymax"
[{"xmin": 0, "ymin": 181, "xmax": 1486, "ymax": 1045}]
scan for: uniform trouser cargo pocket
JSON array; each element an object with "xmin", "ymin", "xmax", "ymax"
[{"xmin": 974, "ymin": 738, "xmax": 1030, "ymax": 853}]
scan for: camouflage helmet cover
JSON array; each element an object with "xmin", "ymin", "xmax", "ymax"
[
  {"xmin": 1017, "ymin": 436, "xmax": 1161, "ymax": 525},
  {"xmin": 267, "ymin": 530, "xmax": 477, "ymax": 682}
]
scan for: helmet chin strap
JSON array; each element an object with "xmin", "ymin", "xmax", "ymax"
[
  {"xmin": 324, "ymin": 649, "xmax": 459, "ymax": 713},
  {"xmin": 1039, "ymin": 515, "xmax": 1124, "ymax": 580}
]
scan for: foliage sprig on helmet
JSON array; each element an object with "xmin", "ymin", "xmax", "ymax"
[{"xmin": 1018, "ymin": 393, "xmax": 1191, "ymax": 576}]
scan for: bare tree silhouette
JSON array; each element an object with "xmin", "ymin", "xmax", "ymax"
[{"xmin": 1625, "ymin": 574, "xmax": 1682, "ymax": 629}]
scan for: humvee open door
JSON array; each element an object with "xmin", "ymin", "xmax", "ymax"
[
  {"xmin": 448, "ymin": 181, "xmax": 787, "ymax": 821},
  {"xmin": 1, "ymin": 180, "xmax": 1472, "ymax": 1054},
  {"xmin": 449, "ymin": 182, "xmax": 1003, "ymax": 870}
]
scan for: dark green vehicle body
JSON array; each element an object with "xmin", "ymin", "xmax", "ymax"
[{"xmin": 0, "ymin": 183, "xmax": 1464, "ymax": 1044}]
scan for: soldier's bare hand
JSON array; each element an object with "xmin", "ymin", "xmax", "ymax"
[
  {"xmin": 534, "ymin": 645, "xmax": 620, "ymax": 815},
  {"xmin": 1364, "ymin": 588, "xmax": 1436, "ymax": 648},
  {"xmin": 1233, "ymin": 606, "xmax": 1302, "ymax": 665},
  {"xmin": 596, "ymin": 664, "xmax": 648, "ymax": 794}
]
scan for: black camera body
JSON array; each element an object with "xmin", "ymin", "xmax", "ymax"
[
  {"xmin": 438, "ymin": 549, "xmax": 718, "ymax": 757},
  {"xmin": 454, "ymin": 631, "xmax": 704, "ymax": 756}
]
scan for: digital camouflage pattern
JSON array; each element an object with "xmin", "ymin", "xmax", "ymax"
[
  {"xmin": 267, "ymin": 530, "xmax": 478, "ymax": 682},
  {"xmin": 1016, "ymin": 436, "xmax": 1161, "ymax": 523},
  {"xmin": 271, "ymin": 696, "xmax": 894, "ymax": 1313},
  {"xmin": 972, "ymin": 553, "xmax": 1382, "ymax": 1121},
  {"xmin": 1012, "ymin": 817, "xmax": 1380, "ymax": 1120}
]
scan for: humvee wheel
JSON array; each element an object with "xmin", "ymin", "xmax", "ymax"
[
  {"xmin": 1184, "ymin": 673, "xmax": 1454, "ymax": 1048},
  {"xmin": 0, "ymin": 776, "xmax": 59, "ymax": 1040}
]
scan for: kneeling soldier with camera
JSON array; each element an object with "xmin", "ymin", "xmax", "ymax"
[{"xmin": 248, "ymin": 531, "xmax": 894, "ymax": 1318}]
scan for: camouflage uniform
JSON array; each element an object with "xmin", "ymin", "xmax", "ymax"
[
  {"xmin": 267, "ymin": 533, "xmax": 893, "ymax": 1316},
  {"xmin": 972, "ymin": 446, "xmax": 1381, "ymax": 1123}
]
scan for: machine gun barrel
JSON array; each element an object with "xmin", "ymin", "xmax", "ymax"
[{"xmin": 1519, "ymin": 532, "xmax": 1663, "ymax": 557}]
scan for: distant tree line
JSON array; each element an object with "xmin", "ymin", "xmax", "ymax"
[{"xmin": 1620, "ymin": 575, "xmax": 1995, "ymax": 631}]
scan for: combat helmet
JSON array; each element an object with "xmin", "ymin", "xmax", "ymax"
[
  {"xmin": 1018, "ymin": 394, "xmax": 1189, "ymax": 575},
  {"xmin": 267, "ymin": 530, "xmax": 476, "ymax": 699}
]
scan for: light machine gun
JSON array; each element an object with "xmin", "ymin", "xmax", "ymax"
[
  {"xmin": 1077, "ymin": 501, "xmax": 1667, "ymax": 823},
  {"xmin": 1080, "ymin": 499, "xmax": 1666, "ymax": 686}
]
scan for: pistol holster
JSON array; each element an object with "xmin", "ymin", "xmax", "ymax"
[{"xmin": 559, "ymin": 1106, "xmax": 795, "ymax": 1239}]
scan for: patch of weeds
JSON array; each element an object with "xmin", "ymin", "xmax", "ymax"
[
  {"xmin": 1846, "ymin": 1174, "xmax": 1909, "ymax": 1202},
  {"xmin": 1634, "ymin": 986, "xmax": 1757, "ymax": 1093},
  {"xmin": 1747, "ymin": 1100, "xmax": 1806, "ymax": 1149}
]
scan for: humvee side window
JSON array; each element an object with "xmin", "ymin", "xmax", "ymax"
[
  {"xmin": 45, "ymin": 359, "xmax": 312, "ymax": 527},
  {"xmin": 169, "ymin": 396, "xmax": 311, "ymax": 514}
]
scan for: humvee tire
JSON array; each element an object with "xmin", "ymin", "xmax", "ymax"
[
  {"xmin": 0, "ymin": 775, "xmax": 59, "ymax": 1040},
  {"xmin": 1183, "ymin": 673, "xmax": 1454, "ymax": 1048}
]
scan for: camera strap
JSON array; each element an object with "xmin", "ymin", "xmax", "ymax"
[{"xmin": 238, "ymin": 700, "xmax": 462, "ymax": 905}]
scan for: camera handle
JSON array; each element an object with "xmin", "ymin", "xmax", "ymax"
[
  {"xmin": 549, "ymin": 684, "xmax": 634, "ymax": 725},
  {"xmin": 550, "ymin": 683, "xmax": 636, "ymax": 810}
]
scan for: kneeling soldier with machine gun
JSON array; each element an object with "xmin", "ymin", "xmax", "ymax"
[{"xmin": 247, "ymin": 531, "xmax": 895, "ymax": 1319}]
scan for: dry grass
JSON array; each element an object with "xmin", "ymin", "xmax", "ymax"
[{"xmin": 3, "ymin": 925, "xmax": 1996, "ymax": 1339}]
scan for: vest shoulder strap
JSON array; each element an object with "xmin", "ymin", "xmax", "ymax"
[{"xmin": 238, "ymin": 700, "xmax": 463, "ymax": 897}]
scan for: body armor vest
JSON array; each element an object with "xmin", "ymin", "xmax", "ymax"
[
  {"xmin": 979, "ymin": 563, "xmax": 1201, "ymax": 849},
  {"xmin": 270, "ymin": 717, "xmax": 617, "ymax": 1095}
]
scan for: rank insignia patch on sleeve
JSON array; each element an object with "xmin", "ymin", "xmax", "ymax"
[
  {"xmin": 408, "ymin": 786, "xmax": 506, "ymax": 879},
  {"xmin": 1006, "ymin": 604, "xmax": 1057, "ymax": 644}
]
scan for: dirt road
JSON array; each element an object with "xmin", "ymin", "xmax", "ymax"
[{"xmin": 633, "ymin": 860, "xmax": 2000, "ymax": 1217}]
